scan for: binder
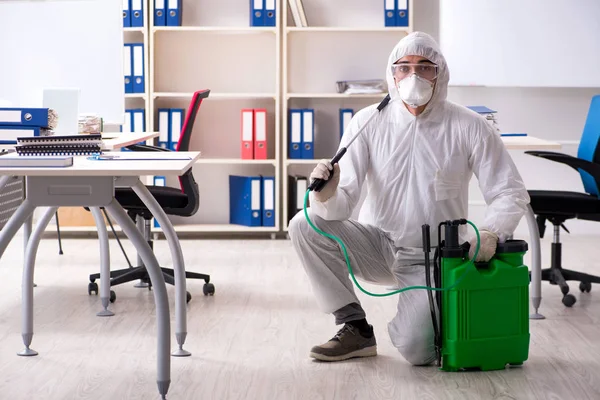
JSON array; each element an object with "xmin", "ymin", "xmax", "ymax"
[
  {"xmin": 229, "ymin": 175, "xmax": 262, "ymax": 227},
  {"xmin": 121, "ymin": 109, "xmax": 133, "ymax": 133},
  {"xmin": 250, "ymin": 0, "xmax": 264, "ymax": 26},
  {"xmin": 153, "ymin": 176, "xmax": 166, "ymax": 227},
  {"xmin": 122, "ymin": 0, "xmax": 131, "ymax": 27},
  {"xmin": 261, "ymin": 176, "xmax": 275, "ymax": 226},
  {"xmin": 287, "ymin": 175, "xmax": 308, "ymax": 223},
  {"xmin": 264, "ymin": 0, "xmax": 276, "ymax": 27},
  {"xmin": 169, "ymin": 108, "xmax": 184, "ymax": 150},
  {"xmin": 253, "ymin": 108, "xmax": 267, "ymax": 159},
  {"xmin": 154, "ymin": 0, "xmax": 166, "ymax": 26},
  {"xmin": 339, "ymin": 108, "xmax": 353, "ymax": 140},
  {"xmin": 0, "ymin": 108, "xmax": 52, "ymax": 128},
  {"xmin": 132, "ymin": 43, "xmax": 145, "ymax": 93},
  {"xmin": 131, "ymin": 0, "xmax": 144, "ymax": 27},
  {"xmin": 288, "ymin": 109, "xmax": 302, "ymax": 159},
  {"xmin": 384, "ymin": 0, "xmax": 395, "ymax": 26},
  {"xmin": 397, "ymin": 0, "xmax": 409, "ymax": 27},
  {"xmin": 158, "ymin": 108, "xmax": 170, "ymax": 149},
  {"xmin": 166, "ymin": 0, "xmax": 182, "ymax": 26},
  {"xmin": 14, "ymin": 134, "xmax": 102, "ymax": 156},
  {"xmin": 0, "ymin": 126, "xmax": 42, "ymax": 144},
  {"xmin": 241, "ymin": 109, "xmax": 254, "ymax": 159},
  {"xmin": 123, "ymin": 44, "xmax": 133, "ymax": 94},
  {"xmin": 301, "ymin": 108, "xmax": 314, "ymax": 159},
  {"xmin": 132, "ymin": 109, "xmax": 145, "ymax": 133}
]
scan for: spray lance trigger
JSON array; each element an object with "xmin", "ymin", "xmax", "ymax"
[{"xmin": 307, "ymin": 94, "xmax": 392, "ymax": 193}]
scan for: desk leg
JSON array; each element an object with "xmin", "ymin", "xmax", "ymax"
[
  {"xmin": 525, "ymin": 204, "xmax": 545, "ymax": 320},
  {"xmin": 19, "ymin": 207, "xmax": 56, "ymax": 357},
  {"xmin": 90, "ymin": 207, "xmax": 114, "ymax": 317},
  {"xmin": 0, "ymin": 199, "xmax": 36, "ymax": 260},
  {"xmin": 132, "ymin": 180, "xmax": 190, "ymax": 357},
  {"xmin": 106, "ymin": 200, "xmax": 171, "ymax": 399}
]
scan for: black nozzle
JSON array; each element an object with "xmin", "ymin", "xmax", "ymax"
[
  {"xmin": 440, "ymin": 219, "xmax": 467, "ymax": 258},
  {"xmin": 422, "ymin": 224, "xmax": 431, "ymax": 253},
  {"xmin": 308, "ymin": 147, "xmax": 347, "ymax": 192},
  {"xmin": 377, "ymin": 94, "xmax": 391, "ymax": 111}
]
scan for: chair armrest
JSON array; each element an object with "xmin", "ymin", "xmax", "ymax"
[
  {"xmin": 525, "ymin": 150, "xmax": 575, "ymax": 159},
  {"xmin": 540, "ymin": 153, "xmax": 600, "ymax": 187},
  {"xmin": 125, "ymin": 144, "xmax": 172, "ymax": 152}
]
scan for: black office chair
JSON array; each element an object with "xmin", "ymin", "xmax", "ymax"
[
  {"xmin": 88, "ymin": 89, "xmax": 215, "ymax": 303},
  {"xmin": 526, "ymin": 94, "xmax": 600, "ymax": 307}
]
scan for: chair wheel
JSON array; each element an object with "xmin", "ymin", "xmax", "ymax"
[
  {"xmin": 203, "ymin": 283, "xmax": 215, "ymax": 296},
  {"xmin": 579, "ymin": 281, "xmax": 592, "ymax": 293},
  {"xmin": 562, "ymin": 294, "xmax": 576, "ymax": 307},
  {"xmin": 110, "ymin": 290, "xmax": 116, "ymax": 303},
  {"xmin": 186, "ymin": 291, "xmax": 192, "ymax": 303},
  {"xmin": 88, "ymin": 282, "xmax": 98, "ymax": 295}
]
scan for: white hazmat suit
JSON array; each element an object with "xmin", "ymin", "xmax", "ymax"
[{"xmin": 288, "ymin": 32, "xmax": 530, "ymax": 365}]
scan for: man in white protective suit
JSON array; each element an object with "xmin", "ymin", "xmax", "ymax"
[{"xmin": 288, "ymin": 32, "xmax": 530, "ymax": 364}]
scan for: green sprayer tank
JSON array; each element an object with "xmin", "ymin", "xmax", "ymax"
[{"xmin": 425, "ymin": 220, "xmax": 530, "ymax": 372}]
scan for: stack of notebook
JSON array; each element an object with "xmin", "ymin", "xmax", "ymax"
[{"xmin": 14, "ymin": 134, "xmax": 102, "ymax": 156}]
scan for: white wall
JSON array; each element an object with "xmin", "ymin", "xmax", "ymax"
[{"xmin": 414, "ymin": 0, "xmax": 600, "ymax": 237}]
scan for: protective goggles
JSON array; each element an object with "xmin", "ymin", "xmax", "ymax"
[{"xmin": 391, "ymin": 63, "xmax": 438, "ymax": 81}]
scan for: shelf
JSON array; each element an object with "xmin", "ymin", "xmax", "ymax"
[
  {"xmin": 287, "ymin": 93, "xmax": 387, "ymax": 99},
  {"xmin": 153, "ymin": 92, "xmax": 276, "ymax": 99},
  {"xmin": 125, "ymin": 93, "xmax": 147, "ymax": 99},
  {"xmin": 124, "ymin": 27, "xmax": 145, "ymax": 33},
  {"xmin": 286, "ymin": 27, "xmax": 411, "ymax": 33},
  {"xmin": 195, "ymin": 158, "xmax": 276, "ymax": 165},
  {"xmin": 153, "ymin": 26, "xmax": 276, "ymax": 34},
  {"xmin": 285, "ymin": 159, "xmax": 319, "ymax": 165}
]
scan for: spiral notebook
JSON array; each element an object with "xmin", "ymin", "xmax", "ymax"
[{"xmin": 15, "ymin": 134, "xmax": 102, "ymax": 156}]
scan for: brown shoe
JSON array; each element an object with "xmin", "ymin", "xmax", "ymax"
[{"xmin": 309, "ymin": 324, "xmax": 377, "ymax": 362}]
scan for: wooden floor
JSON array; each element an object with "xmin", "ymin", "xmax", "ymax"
[{"xmin": 0, "ymin": 233, "xmax": 599, "ymax": 399}]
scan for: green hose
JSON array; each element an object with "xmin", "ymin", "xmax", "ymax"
[{"xmin": 303, "ymin": 189, "xmax": 480, "ymax": 297}]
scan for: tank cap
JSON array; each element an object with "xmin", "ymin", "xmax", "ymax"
[{"xmin": 495, "ymin": 239, "xmax": 528, "ymax": 254}]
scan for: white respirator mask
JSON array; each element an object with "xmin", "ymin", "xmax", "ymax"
[{"xmin": 397, "ymin": 74, "xmax": 434, "ymax": 108}]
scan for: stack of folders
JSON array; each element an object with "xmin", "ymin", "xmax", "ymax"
[
  {"xmin": 288, "ymin": 175, "xmax": 309, "ymax": 223},
  {"xmin": 122, "ymin": 0, "xmax": 145, "ymax": 27},
  {"xmin": 152, "ymin": 176, "xmax": 166, "ymax": 228},
  {"xmin": 124, "ymin": 43, "xmax": 145, "ymax": 94},
  {"xmin": 466, "ymin": 106, "xmax": 500, "ymax": 133},
  {"xmin": 158, "ymin": 108, "xmax": 185, "ymax": 150},
  {"xmin": 153, "ymin": 0, "xmax": 182, "ymax": 26},
  {"xmin": 0, "ymin": 108, "xmax": 56, "ymax": 144},
  {"xmin": 250, "ymin": 0, "xmax": 277, "ymax": 26},
  {"xmin": 14, "ymin": 134, "xmax": 102, "ymax": 156},
  {"xmin": 229, "ymin": 175, "xmax": 275, "ymax": 227},
  {"xmin": 241, "ymin": 109, "xmax": 268, "ymax": 159},
  {"xmin": 384, "ymin": 0, "xmax": 409, "ymax": 27},
  {"xmin": 288, "ymin": 108, "xmax": 314, "ymax": 159}
]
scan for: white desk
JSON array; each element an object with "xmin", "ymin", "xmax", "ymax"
[
  {"xmin": 502, "ymin": 135, "xmax": 561, "ymax": 150},
  {"xmin": 0, "ymin": 151, "xmax": 201, "ymax": 399},
  {"xmin": 101, "ymin": 131, "xmax": 159, "ymax": 150}
]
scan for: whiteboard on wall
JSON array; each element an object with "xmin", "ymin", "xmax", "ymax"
[
  {"xmin": 0, "ymin": 0, "xmax": 125, "ymax": 124},
  {"xmin": 440, "ymin": 0, "xmax": 600, "ymax": 87}
]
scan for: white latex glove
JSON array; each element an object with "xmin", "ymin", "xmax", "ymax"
[
  {"xmin": 468, "ymin": 229, "xmax": 498, "ymax": 262},
  {"xmin": 309, "ymin": 159, "xmax": 340, "ymax": 203}
]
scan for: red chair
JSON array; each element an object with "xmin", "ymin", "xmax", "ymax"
[{"xmin": 88, "ymin": 90, "xmax": 214, "ymax": 303}]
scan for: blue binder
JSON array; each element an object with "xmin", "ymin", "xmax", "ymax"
[
  {"xmin": 169, "ymin": 108, "xmax": 184, "ymax": 150},
  {"xmin": 301, "ymin": 108, "xmax": 314, "ymax": 159},
  {"xmin": 154, "ymin": 0, "xmax": 166, "ymax": 26},
  {"xmin": 132, "ymin": 43, "xmax": 145, "ymax": 93},
  {"xmin": 157, "ymin": 108, "xmax": 171, "ymax": 149},
  {"xmin": 120, "ymin": 109, "xmax": 133, "ymax": 133},
  {"xmin": 123, "ymin": 0, "xmax": 131, "ymax": 27},
  {"xmin": 396, "ymin": 0, "xmax": 409, "ymax": 27},
  {"xmin": 264, "ymin": 0, "xmax": 276, "ymax": 27},
  {"xmin": 250, "ymin": 0, "xmax": 264, "ymax": 26},
  {"xmin": 131, "ymin": 0, "xmax": 144, "ymax": 27},
  {"xmin": 339, "ymin": 108, "xmax": 353, "ymax": 140},
  {"xmin": 261, "ymin": 176, "xmax": 275, "ymax": 227},
  {"xmin": 153, "ymin": 176, "xmax": 166, "ymax": 227},
  {"xmin": 229, "ymin": 175, "xmax": 262, "ymax": 227},
  {"xmin": 288, "ymin": 109, "xmax": 302, "ymax": 159},
  {"xmin": 384, "ymin": 0, "xmax": 395, "ymax": 26},
  {"xmin": 166, "ymin": 0, "xmax": 182, "ymax": 26},
  {"xmin": 131, "ymin": 108, "xmax": 146, "ymax": 132},
  {"xmin": 0, "ymin": 108, "xmax": 51, "ymax": 128},
  {"xmin": 124, "ymin": 44, "xmax": 134, "ymax": 94},
  {"xmin": 0, "ymin": 126, "xmax": 41, "ymax": 144}
]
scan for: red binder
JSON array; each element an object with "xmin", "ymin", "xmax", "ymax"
[
  {"xmin": 241, "ymin": 109, "xmax": 254, "ymax": 159},
  {"xmin": 253, "ymin": 108, "xmax": 267, "ymax": 159}
]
